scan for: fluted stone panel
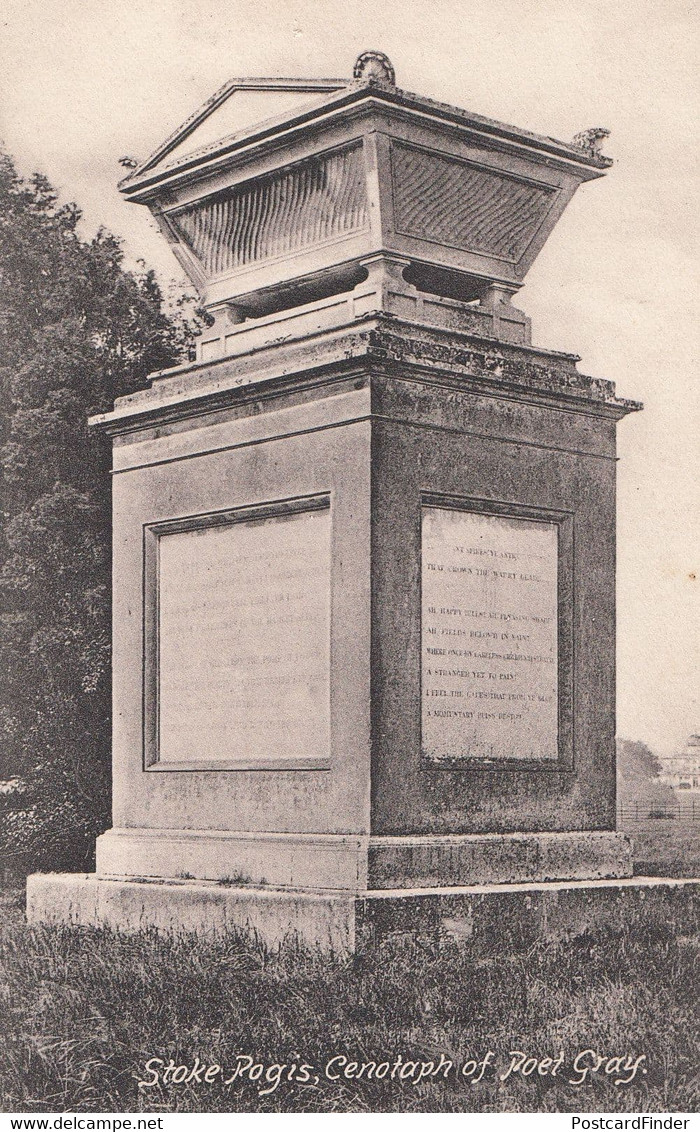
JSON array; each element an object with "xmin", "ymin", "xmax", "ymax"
[{"xmin": 171, "ymin": 143, "xmax": 368, "ymax": 276}]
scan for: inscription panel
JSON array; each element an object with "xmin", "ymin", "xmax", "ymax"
[
  {"xmin": 155, "ymin": 505, "xmax": 330, "ymax": 766},
  {"xmin": 421, "ymin": 506, "xmax": 559, "ymax": 763}
]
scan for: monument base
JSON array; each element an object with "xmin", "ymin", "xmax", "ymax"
[
  {"xmin": 93, "ymin": 827, "xmax": 633, "ymax": 891},
  {"xmin": 367, "ymin": 831, "xmax": 632, "ymax": 888},
  {"xmin": 26, "ymin": 872, "xmax": 699, "ymax": 956}
]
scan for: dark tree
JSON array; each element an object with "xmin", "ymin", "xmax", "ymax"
[
  {"xmin": 0, "ymin": 151, "xmax": 198, "ymax": 869},
  {"xmin": 616, "ymin": 738, "xmax": 674, "ymax": 810}
]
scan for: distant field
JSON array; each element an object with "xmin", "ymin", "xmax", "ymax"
[{"xmin": 618, "ymin": 819, "xmax": 700, "ymax": 878}]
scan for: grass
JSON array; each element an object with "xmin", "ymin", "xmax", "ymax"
[
  {"xmin": 1, "ymin": 825, "xmax": 698, "ymax": 1114},
  {"xmin": 622, "ymin": 820, "xmax": 700, "ymax": 879},
  {"xmin": 0, "ymin": 879, "xmax": 698, "ymax": 1114}
]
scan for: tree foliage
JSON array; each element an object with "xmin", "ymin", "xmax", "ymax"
[
  {"xmin": 0, "ymin": 151, "xmax": 198, "ymax": 869},
  {"xmin": 616, "ymin": 738, "xmax": 674, "ymax": 809}
]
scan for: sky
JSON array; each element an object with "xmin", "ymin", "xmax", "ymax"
[{"xmin": 0, "ymin": 0, "xmax": 697, "ymax": 757}]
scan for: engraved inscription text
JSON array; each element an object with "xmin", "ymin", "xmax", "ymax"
[{"xmin": 422, "ymin": 506, "xmax": 558, "ymax": 762}]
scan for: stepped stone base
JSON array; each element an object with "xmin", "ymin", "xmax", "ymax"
[
  {"xmin": 26, "ymin": 872, "xmax": 700, "ymax": 956},
  {"xmin": 93, "ymin": 827, "xmax": 633, "ymax": 891},
  {"xmin": 367, "ymin": 831, "xmax": 633, "ymax": 888}
]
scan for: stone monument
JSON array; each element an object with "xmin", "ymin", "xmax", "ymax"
[{"xmin": 27, "ymin": 52, "xmax": 698, "ymax": 951}]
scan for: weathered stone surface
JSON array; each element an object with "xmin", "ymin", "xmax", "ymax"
[
  {"xmin": 96, "ymin": 827, "xmax": 368, "ymax": 890},
  {"xmin": 367, "ymin": 831, "xmax": 632, "ymax": 888},
  {"xmin": 81, "ymin": 332, "xmax": 640, "ymax": 869},
  {"xmin": 27, "ymin": 872, "xmax": 700, "ymax": 956},
  {"xmin": 90, "ymin": 314, "xmax": 641, "ymax": 434},
  {"xmin": 357, "ymin": 877, "xmax": 700, "ymax": 953},
  {"xmin": 26, "ymin": 873, "xmax": 355, "ymax": 953},
  {"xmin": 93, "ymin": 828, "xmax": 631, "ymax": 891}
]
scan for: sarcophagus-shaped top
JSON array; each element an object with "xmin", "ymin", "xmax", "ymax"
[{"xmin": 120, "ymin": 51, "xmax": 610, "ymax": 333}]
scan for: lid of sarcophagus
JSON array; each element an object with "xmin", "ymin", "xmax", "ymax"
[{"xmin": 126, "ymin": 76, "xmax": 348, "ymax": 184}]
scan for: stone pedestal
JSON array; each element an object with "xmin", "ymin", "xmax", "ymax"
[{"xmin": 26, "ymin": 310, "xmax": 649, "ymax": 945}]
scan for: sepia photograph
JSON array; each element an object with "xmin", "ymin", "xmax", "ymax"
[{"xmin": 0, "ymin": 0, "xmax": 698, "ymax": 1120}]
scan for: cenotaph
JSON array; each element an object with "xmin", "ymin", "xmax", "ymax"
[{"xmin": 28, "ymin": 52, "xmax": 699, "ymax": 951}]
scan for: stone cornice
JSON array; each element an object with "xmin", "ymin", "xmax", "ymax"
[
  {"xmin": 89, "ymin": 314, "xmax": 641, "ymax": 436},
  {"xmin": 120, "ymin": 81, "xmax": 610, "ymax": 204}
]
